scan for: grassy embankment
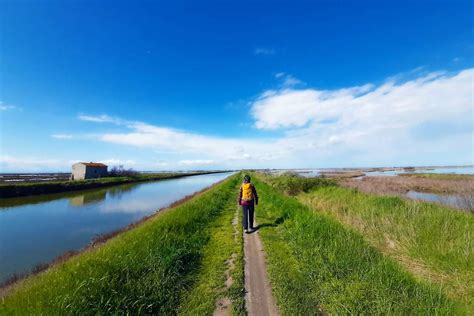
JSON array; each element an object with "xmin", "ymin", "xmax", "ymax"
[
  {"xmin": 0, "ymin": 171, "xmax": 226, "ymax": 198},
  {"xmin": 0, "ymin": 174, "xmax": 244, "ymax": 315},
  {"xmin": 253, "ymin": 173, "xmax": 467, "ymax": 314},
  {"xmin": 298, "ymin": 184, "xmax": 474, "ymax": 309}
]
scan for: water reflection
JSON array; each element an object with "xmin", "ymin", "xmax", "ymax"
[
  {"xmin": 0, "ymin": 172, "xmax": 232, "ymax": 283},
  {"xmin": 68, "ymin": 184, "xmax": 138, "ymax": 207},
  {"xmin": 69, "ymin": 191, "xmax": 106, "ymax": 206}
]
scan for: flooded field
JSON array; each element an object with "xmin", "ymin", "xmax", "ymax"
[
  {"xmin": 363, "ymin": 166, "xmax": 474, "ymax": 177},
  {"xmin": 266, "ymin": 166, "xmax": 474, "ymax": 178},
  {"xmin": 339, "ymin": 173, "xmax": 473, "ymax": 212},
  {"xmin": 0, "ymin": 172, "xmax": 232, "ymax": 283}
]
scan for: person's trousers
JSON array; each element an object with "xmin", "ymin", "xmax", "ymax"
[{"xmin": 242, "ymin": 204, "xmax": 254, "ymax": 230}]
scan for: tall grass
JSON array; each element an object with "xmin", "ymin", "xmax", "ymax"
[
  {"xmin": 252, "ymin": 175, "xmax": 464, "ymax": 314},
  {"xmin": 264, "ymin": 171, "xmax": 335, "ymax": 196},
  {"xmin": 299, "ymin": 185, "xmax": 474, "ymax": 309},
  {"xmin": 0, "ymin": 174, "xmax": 242, "ymax": 314}
]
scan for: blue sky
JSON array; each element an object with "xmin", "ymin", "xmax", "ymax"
[{"xmin": 1, "ymin": 0, "xmax": 473, "ymax": 172}]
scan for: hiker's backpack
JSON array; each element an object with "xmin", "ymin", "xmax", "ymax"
[{"xmin": 242, "ymin": 183, "xmax": 253, "ymax": 201}]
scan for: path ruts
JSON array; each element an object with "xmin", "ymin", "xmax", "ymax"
[{"xmin": 244, "ymin": 221, "xmax": 279, "ymax": 316}]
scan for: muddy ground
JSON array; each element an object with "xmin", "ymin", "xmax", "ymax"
[{"xmin": 339, "ymin": 174, "xmax": 474, "ymax": 196}]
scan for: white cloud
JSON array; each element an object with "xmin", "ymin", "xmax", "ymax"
[
  {"xmin": 0, "ymin": 105, "xmax": 15, "ymax": 111},
  {"xmin": 0, "ymin": 155, "xmax": 70, "ymax": 171},
  {"xmin": 0, "ymin": 102, "xmax": 16, "ymax": 111},
  {"xmin": 252, "ymin": 69, "xmax": 472, "ymax": 131},
  {"xmin": 252, "ymin": 89, "xmax": 321, "ymax": 129},
  {"xmin": 51, "ymin": 134, "xmax": 73, "ymax": 139},
  {"xmin": 98, "ymin": 121, "xmax": 289, "ymax": 166},
  {"xmin": 74, "ymin": 68, "xmax": 473, "ymax": 169},
  {"xmin": 283, "ymin": 75, "xmax": 303, "ymax": 87},
  {"xmin": 178, "ymin": 159, "xmax": 215, "ymax": 166},
  {"xmin": 274, "ymin": 72, "xmax": 285, "ymax": 78},
  {"xmin": 274, "ymin": 73, "xmax": 304, "ymax": 87},
  {"xmin": 98, "ymin": 158, "xmax": 136, "ymax": 166},
  {"xmin": 78, "ymin": 114, "xmax": 123, "ymax": 124},
  {"xmin": 249, "ymin": 68, "xmax": 474, "ymax": 166},
  {"xmin": 254, "ymin": 47, "xmax": 275, "ymax": 55}
]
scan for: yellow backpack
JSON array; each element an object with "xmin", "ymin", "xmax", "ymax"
[{"xmin": 242, "ymin": 183, "xmax": 253, "ymax": 201}]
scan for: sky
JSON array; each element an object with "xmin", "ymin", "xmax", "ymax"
[{"xmin": 0, "ymin": 0, "xmax": 473, "ymax": 172}]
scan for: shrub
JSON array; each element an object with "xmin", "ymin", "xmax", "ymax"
[
  {"xmin": 108, "ymin": 165, "xmax": 139, "ymax": 177},
  {"xmin": 268, "ymin": 172, "xmax": 335, "ymax": 196}
]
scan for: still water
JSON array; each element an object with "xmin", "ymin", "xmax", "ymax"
[
  {"xmin": 364, "ymin": 167, "xmax": 474, "ymax": 177},
  {"xmin": 276, "ymin": 167, "xmax": 474, "ymax": 178},
  {"xmin": 0, "ymin": 172, "xmax": 232, "ymax": 283},
  {"xmin": 406, "ymin": 190, "xmax": 467, "ymax": 210}
]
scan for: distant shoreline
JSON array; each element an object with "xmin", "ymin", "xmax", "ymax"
[{"xmin": 0, "ymin": 171, "xmax": 230, "ymax": 199}]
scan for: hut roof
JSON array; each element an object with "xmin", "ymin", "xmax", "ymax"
[{"xmin": 76, "ymin": 162, "xmax": 108, "ymax": 167}]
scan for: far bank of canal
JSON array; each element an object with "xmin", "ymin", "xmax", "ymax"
[{"xmin": 0, "ymin": 172, "xmax": 233, "ymax": 283}]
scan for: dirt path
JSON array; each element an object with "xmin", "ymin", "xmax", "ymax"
[{"xmin": 244, "ymin": 222, "xmax": 279, "ymax": 316}]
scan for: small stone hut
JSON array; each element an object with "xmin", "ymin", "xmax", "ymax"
[{"xmin": 71, "ymin": 162, "xmax": 108, "ymax": 181}]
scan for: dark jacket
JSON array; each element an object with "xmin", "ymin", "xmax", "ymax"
[{"xmin": 238, "ymin": 183, "xmax": 258, "ymax": 206}]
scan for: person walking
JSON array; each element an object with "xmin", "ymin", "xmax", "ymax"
[{"xmin": 238, "ymin": 174, "xmax": 259, "ymax": 233}]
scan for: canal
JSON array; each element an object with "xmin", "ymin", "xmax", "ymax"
[{"xmin": 0, "ymin": 172, "xmax": 233, "ymax": 283}]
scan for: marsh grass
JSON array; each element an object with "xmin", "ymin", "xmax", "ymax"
[
  {"xmin": 252, "ymin": 175, "xmax": 465, "ymax": 314},
  {"xmin": 341, "ymin": 173, "xmax": 474, "ymax": 196},
  {"xmin": 456, "ymin": 187, "xmax": 474, "ymax": 213},
  {"xmin": 299, "ymin": 186, "xmax": 474, "ymax": 308},
  {"xmin": 0, "ymin": 174, "xmax": 242, "ymax": 315},
  {"xmin": 400, "ymin": 173, "xmax": 474, "ymax": 180}
]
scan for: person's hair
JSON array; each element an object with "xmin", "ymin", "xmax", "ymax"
[{"xmin": 243, "ymin": 174, "xmax": 251, "ymax": 183}]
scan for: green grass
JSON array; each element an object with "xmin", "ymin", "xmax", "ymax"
[
  {"xmin": 178, "ymin": 199, "xmax": 245, "ymax": 315},
  {"xmin": 263, "ymin": 171, "xmax": 335, "ymax": 196},
  {"xmin": 252, "ymin": 174, "xmax": 465, "ymax": 314},
  {"xmin": 0, "ymin": 174, "xmax": 244, "ymax": 315},
  {"xmin": 298, "ymin": 185, "xmax": 474, "ymax": 310}
]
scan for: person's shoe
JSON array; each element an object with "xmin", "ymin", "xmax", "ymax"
[{"xmin": 244, "ymin": 229, "xmax": 249, "ymax": 233}]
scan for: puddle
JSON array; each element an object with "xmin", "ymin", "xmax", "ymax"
[{"xmin": 406, "ymin": 190, "xmax": 469, "ymax": 210}]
